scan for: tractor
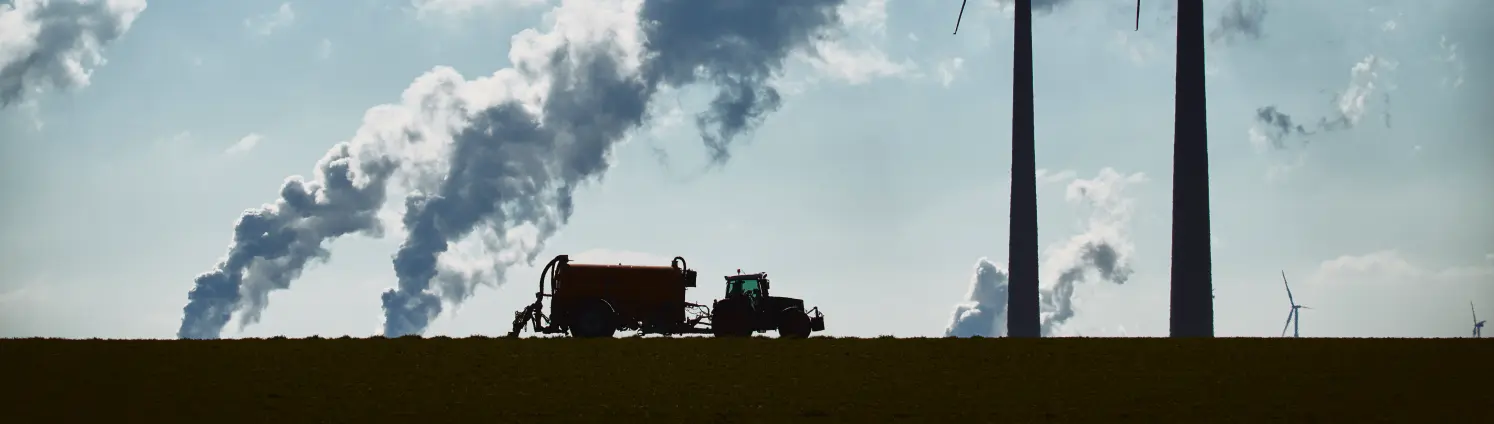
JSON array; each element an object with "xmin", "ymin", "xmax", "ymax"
[
  {"xmin": 709, "ymin": 271, "xmax": 826, "ymax": 338},
  {"xmin": 506, "ymin": 254, "xmax": 826, "ymax": 338}
]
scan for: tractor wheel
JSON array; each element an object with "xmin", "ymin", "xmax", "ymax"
[
  {"xmin": 777, "ymin": 308, "xmax": 812, "ymax": 339},
  {"xmin": 570, "ymin": 300, "xmax": 617, "ymax": 338},
  {"xmin": 712, "ymin": 300, "xmax": 753, "ymax": 338}
]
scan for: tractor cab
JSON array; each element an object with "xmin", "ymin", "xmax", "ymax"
[{"xmin": 724, "ymin": 272, "xmax": 770, "ymax": 299}]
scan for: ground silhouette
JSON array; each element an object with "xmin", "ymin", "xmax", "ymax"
[{"xmin": 3, "ymin": 337, "xmax": 1485, "ymax": 420}]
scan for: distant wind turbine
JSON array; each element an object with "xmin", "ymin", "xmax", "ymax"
[
  {"xmin": 1473, "ymin": 302, "xmax": 1486, "ymax": 338},
  {"xmin": 1279, "ymin": 271, "xmax": 1311, "ymax": 338}
]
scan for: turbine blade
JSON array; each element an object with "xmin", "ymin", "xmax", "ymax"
[
  {"xmin": 1282, "ymin": 271, "xmax": 1295, "ymax": 306},
  {"xmin": 954, "ymin": 0, "xmax": 968, "ymax": 34},
  {"xmin": 1281, "ymin": 309, "xmax": 1295, "ymax": 337},
  {"xmin": 1473, "ymin": 302, "xmax": 1478, "ymax": 323},
  {"xmin": 1135, "ymin": 0, "xmax": 1141, "ymax": 31},
  {"xmin": 1299, "ymin": 306, "xmax": 1312, "ymax": 310}
]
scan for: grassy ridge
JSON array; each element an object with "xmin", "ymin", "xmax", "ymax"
[{"xmin": 2, "ymin": 337, "xmax": 1487, "ymax": 421}]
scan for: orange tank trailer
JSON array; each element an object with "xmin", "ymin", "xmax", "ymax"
[
  {"xmin": 552, "ymin": 262, "xmax": 693, "ymax": 333},
  {"xmin": 507, "ymin": 255, "xmax": 710, "ymax": 338}
]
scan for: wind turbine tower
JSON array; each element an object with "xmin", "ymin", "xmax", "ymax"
[
  {"xmin": 1280, "ymin": 271, "xmax": 1311, "ymax": 338},
  {"xmin": 1473, "ymin": 302, "xmax": 1486, "ymax": 338}
]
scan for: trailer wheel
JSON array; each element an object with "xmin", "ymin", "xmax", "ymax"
[
  {"xmin": 777, "ymin": 308, "xmax": 812, "ymax": 339},
  {"xmin": 570, "ymin": 299, "xmax": 617, "ymax": 338}
]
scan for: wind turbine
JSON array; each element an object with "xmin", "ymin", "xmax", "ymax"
[
  {"xmin": 1473, "ymin": 302, "xmax": 1486, "ymax": 338},
  {"xmin": 1279, "ymin": 271, "xmax": 1311, "ymax": 338}
]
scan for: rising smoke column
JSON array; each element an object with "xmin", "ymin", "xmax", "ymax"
[
  {"xmin": 946, "ymin": 259, "xmax": 1010, "ymax": 337},
  {"xmin": 379, "ymin": 0, "xmax": 849, "ymax": 337},
  {"xmin": 180, "ymin": 0, "xmax": 852, "ymax": 339},
  {"xmin": 0, "ymin": 0, "xmax": 147, "ymax": 108},
  {"xmin": 945, "ymin": 168, "xmax": 1143, "ymax": 337},
  {"xmin": 1250, "ymin": 55, "xmax": 1397, "ymax": 149},
  {"xmin": 178, "ymin": 143, "xmax": 399, "ymax": 339}
]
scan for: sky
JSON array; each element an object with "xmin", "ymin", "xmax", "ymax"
[{"xmin": 1, "ymin": 0, "xmax": 1490, "ymax": 340}]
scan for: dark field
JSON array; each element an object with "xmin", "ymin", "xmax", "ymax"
[{"xmin": 3, "ymin": 336, "xmax": 1489, "ymax": 422}]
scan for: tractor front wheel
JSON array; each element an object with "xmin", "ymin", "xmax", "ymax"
[{"xmin": 777, "ymin": 308, "xmax": 812, "ymax": 339}]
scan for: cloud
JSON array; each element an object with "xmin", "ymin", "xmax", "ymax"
[
  {"xmin": 946, "ymin": 168, "xmax": 1144, "ymax": 337},
  {"xmin": 0, "ymin": 0, "xmax": 148, "ymax": 109},
  {"xmin": 1311, "ymin": 250, "xmax": 1494, "ymax": 285},
  {"xmin": 245, "ymin": 3, "xmax": 295, "ymax": 36},
  {"xmin": 1250, "ymin": 54, "xmax": 1397, "ymax": 150},
  {"xmin": 796, "ymin": 0, "xmax": 916, "ymax": 86},
  {"xmin": 225, "ymin": 133, "xmax": 262, "ymax": 155},
  {"xmin": 839, "ymin": 0, "xmax": 888, "ymax": 36},
  {"xmin": 412, "ymin": 0, "xmax": 547, "ymax": 17},
  {"xmin": 935, "ymin": 57, "xmax": 964, "ymax": 87},
  {"xmin": 801, "ymin": 39, "xmax": 915, "ymax": 85},
  {"xmin": 1034, "ymin": 168, "xmax": 1077, "ymax": 184},
  {"xmin": 1438, "ymin": 35, "xmax": 1465, "ymax": 89},
  {"xmin": 1208, "ymin": 0, "xmax": 1266, "ymax": 45},
  {"xmin": 945, "ymin": 258, "xmax": 1009, "ymax": 338},
  {"xmin": 178, "ymin": 0, "xmax": 858, "ymax": 340}
]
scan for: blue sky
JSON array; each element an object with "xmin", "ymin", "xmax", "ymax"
[{"xmin": 1, "ymin": 0, "xmax": 1490, "ymax": 339}]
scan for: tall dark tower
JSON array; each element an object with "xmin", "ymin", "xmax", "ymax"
[
  {"xmin": 1007, "ymin": 0, "xmax": 1041, "ymax": 338},
  {"xmin": 1169, "ymin": 0, "xmax": 1215, "ymax": 337}
]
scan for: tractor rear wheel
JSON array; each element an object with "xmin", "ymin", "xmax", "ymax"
[
  {"xmin": 777, "ymin": 308, "xmax": 812, "ymax": 339},
  {"xmin": 570, "ymin": 300, "xmax": 617, "ymax": 338},
  {"xmin": 712, "ymin": 300, "xmax": 753, "ymax": 338}
]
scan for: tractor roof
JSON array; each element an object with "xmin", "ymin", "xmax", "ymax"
[{"xmin": 724, "ymin": 272, "xmax": 767, "ymax": 281}]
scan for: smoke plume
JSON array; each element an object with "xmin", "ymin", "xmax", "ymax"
[
  {"xmin": 945, "ymin": 168, "xmax": 1143, "ymax": 337},
  {"xmin": 1209, "ymin": 0, "xmax": 1266, "ymax": 45},
  {"xmin": 180, "ymin": 0, "xmax": 851, "ymax": 339},
  {"xmin": 946, "ymin": 258, "xmax": 1009, "ymax": 338},
  {"xmin": 0, "ymin": 0, "xmax": 147, "ymax": 109},
  {"xmin": 1250, "ymin": 54, "xmax": 1396, "ymax": 150}
]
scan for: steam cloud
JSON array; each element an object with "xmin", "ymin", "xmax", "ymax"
[
  {"xmin": 180, "ymin": 0, "xmax": 852, "ymax": 339},
  {"xmin": 1209, "ymin": 0, "xmax": 1266, "ymax": 45},
  {"xmin": 1250, "ymin": 55, "xmax": 1396, "ymax": 150},
  {"xmin": 945, "ymin": 168, "xmax": 1143, "ymax": 337},
  {"xmin": 0, "ymin": 0, "xmax": 147, "ymax": 108}
]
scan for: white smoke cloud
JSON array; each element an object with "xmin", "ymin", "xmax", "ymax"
[
  {"xmin": 946, "ymin": 258, "xmax": 1009, "ymax": 337},
  {"xmin": 0, "ymin": 0, "xmax": 148, "ymax": 108},
  {"xmin": 179, "ymin": 0, "xmax": 862, "ymax": 339},
  {"xmin": 1251, "ymin": 54, "xmax": 1397, "ymax": 150},
  {"xmin": 945, "ymin": 168, "xmax": 1145, "ymax": 337}
]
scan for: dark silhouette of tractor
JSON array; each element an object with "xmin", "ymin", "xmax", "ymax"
[
  {"xmin": 710, "ymin": 271, "xmax": 825, "ymax": 338},
  {"xmin": 507, "ymin": 255, "xmax": 825, "ymax": 338}
]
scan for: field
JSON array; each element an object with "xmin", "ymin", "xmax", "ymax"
[{"xmin": 3, "ymin": 336, "xmax": 1488, "ymax": 421}]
